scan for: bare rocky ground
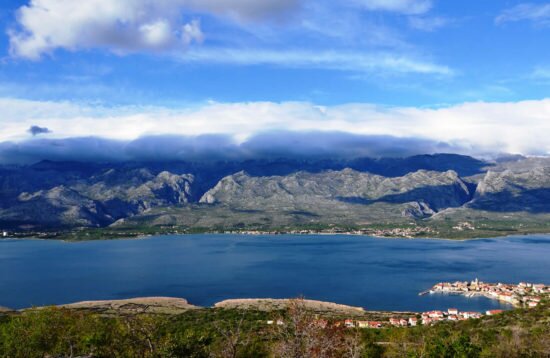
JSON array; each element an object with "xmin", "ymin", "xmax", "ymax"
[
  {"xmin": 27, "ymin": 297, "xmax": 201, "ymax": 316},
  {"xmin": 4, "ymin": 297, "xmax": 417, "ymax": 321},
  {"xmin": 214, "ymin": 298, "xmax": 367, "ymax": 316}
]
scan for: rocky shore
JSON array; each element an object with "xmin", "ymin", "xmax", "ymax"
[{"xmin": 3, "ymin": 297, "xmax": 417, "ymax": 321}]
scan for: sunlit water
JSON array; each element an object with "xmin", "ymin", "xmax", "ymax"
[{"xmin": 1, "ymin": 234, "xmax": 549, "ymax": 311}]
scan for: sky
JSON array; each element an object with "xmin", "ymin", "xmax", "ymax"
[{"xmin": 0, "ymin": 0, "xmax": 550, "ymax": 163}]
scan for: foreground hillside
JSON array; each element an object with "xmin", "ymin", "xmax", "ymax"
[
  {"xmin": 0, "ymin": 299, "xmax": 548, "ymax": 357},
  {"xmin": 1, "ymin": 154, "xmax": 550, "ymax": 239}
]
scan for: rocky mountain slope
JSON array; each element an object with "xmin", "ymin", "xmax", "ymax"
[
  {"xmin": 469, "ymin": 167, "xmax": 550, "ymax": 213},
  {"xmin": 0, "ymin": 169, "xmax": 194, "ymax": 228},
  {"xmin": 200, "ymin": 169, "xmax": 473, "ymax": 218},
  {"xmin": 0, "ymin": 154, "xmax": 549, "ymax": 231}
]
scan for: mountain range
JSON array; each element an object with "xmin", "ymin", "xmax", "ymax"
[{"xmin": 1, "ymin": 154, "xmax": 549, "ymax": 237}]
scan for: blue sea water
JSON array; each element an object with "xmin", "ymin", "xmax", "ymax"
[{"xmin": 0, "ymin": 234, "xmax": 548, "ymax": 311}]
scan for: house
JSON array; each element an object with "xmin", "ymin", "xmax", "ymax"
[
  {"xmin": 389, "ymin": 318, "xmax": 400, "ymax": 326},
  {"xmin": 368, "ymin": 321, "xmax": 383, "ymax": 329},
  {"xmin": 448, "ymin": 315, "xmax": 458, "ymax": 321},
  {"xmin": 486, "ymin": 310, "xmax": 504, "ymax": 316},
  {"xmin": 498, "ymin": 292, "xmax": 515, "ymax": 303},
  {"xmin": 344, "ymin": 319, "xmax": 355, "ymax": 328},
  {"xmin": 1, "ymin": 231, "xmax": 7, "ymax": 237},
  {"xmin": 356, "ymin": 321, "xmax": 369, "ymax": 328},
  {"xmin": 427, "ymin": 310, "xmax": 444, "ymax": 318},
  {"xmin": 463, "ymin": 312, "xmax": 481, "ymax": 319},
  {"xmin": 448, "ymin": 308, "xmax": 459, "ymax": 315},
  {"xmin": 399, "ymin": 319, "xmax": 408, "ymax": 327},
  {"xmin": 408, "ymin": 317, "xmax": 418, "ymax": 326},
  {"xmin": 528, "ymin": 301, "xmax": 539, "ymax": 308},
  {"xmin": 422, "ymin": 317, "xmax": 432, "ymax": 325}
]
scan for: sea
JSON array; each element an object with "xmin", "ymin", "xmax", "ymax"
[{"xmin": 0, "ymin": 234, "xmax": 548, "ymax": 311}]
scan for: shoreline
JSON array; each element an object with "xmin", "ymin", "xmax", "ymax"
[
  {"xmin": 1, "ymin": 294, "xmax": 527, "ymax": 329},
  {"xmin": 0, "ymin": 296, "xmax": 462, "ymax": 316},
  {"xmin": 1, "ymin": 288, "xmax": 520, "ymax": 315},
  {"xmin": 2, "ymin": 230, "xmax": 550, "ymax": 243}
]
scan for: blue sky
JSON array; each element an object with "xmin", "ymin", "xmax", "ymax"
[
  {"xmin": 1, "ymin": 0, "xmax": 549, "ymax": 106},
  {"xmin": 0, "ymin": 0, "xmax": 550, "ymax": 160}
]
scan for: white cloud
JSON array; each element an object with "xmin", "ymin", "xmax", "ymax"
[
  {"xmin": 181, "ymin": 48, "xmax": 453, "ymax": 75},
  {"xmin": 353, "ymin": 0, "xmax": 432, "ymax": 14},
  {"xmin": 532, "ymin": 66, "xmax": 550, "ymax": 79},
  {"xmin": 185, "ymin": 0, "xmax": 300, "ymax": 22},
  {"xmin": 7, "ymin": 0, "xmax": 450, "ymax": 79},
  {"xmin": 1, "ymin": 97, "xmax": 550, "ymax": 156},
  {"xmin": 182, "ymin": 20, "xmax": 204, "ymax": 45},
  {"xmin": 409, "ymin": 16, "xmax": 450, "ymax": 31},
  {"xmin": 8, "ymin": 0, "xmax": 299, "ymax": 59},
  {"xmin": 496, "ymin": 3, "xmax": 550, "ymax": 26},
  {"xmin": 139, "ymin": 20, "xmax": 173, "ymax": 49}
]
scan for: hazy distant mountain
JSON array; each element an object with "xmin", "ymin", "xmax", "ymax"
[{"xmin": 0, "ymin": 154, "xmax": 549, "ymax": 231}]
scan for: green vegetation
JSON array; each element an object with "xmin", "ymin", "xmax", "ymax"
[
  {"xmin": 13, "ymin": 216, "xmax": 550, "ymax": 242},
  {"xmin": 1, "ymin": 300, "xmax": 548, "ymax": 357}
]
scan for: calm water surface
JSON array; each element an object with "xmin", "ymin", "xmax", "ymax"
[{"xmin": 1, "ymin": 234, "xmax": 549, "ymax": 311}]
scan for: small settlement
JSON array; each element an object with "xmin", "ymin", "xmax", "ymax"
[
  {"xmin": 269, "ymin": 280, "xmax": 548, "ymax": 329},
  {"xmin": 424, "ymin": 279, "xmax": 548, "ymax": 308},
  {"xmin": 227, "ymin": 225, "xmax": 437, "ymax": 238},
  {"xmin": 341, "ymin": 307, "xmax": 485, "ymax": 329}
]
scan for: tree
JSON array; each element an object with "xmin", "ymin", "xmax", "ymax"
[{"xmin": 272, "ymin": 298, "xmax": 362, "ymax": 358}]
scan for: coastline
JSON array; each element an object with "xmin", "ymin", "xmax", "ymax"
[
  {"xmin": 0, "ymin": 296, "xmax": 433, "ymax": 319},
  {"xmin": 3, "ymin": 292, "xmax": 539, "ymax": 329},
  {"xmin": 2, "ymin": 230, "xmax": 550, "ymax": 243}
]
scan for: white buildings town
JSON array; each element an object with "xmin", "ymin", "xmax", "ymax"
[
  {"xmin": 426, "ymin": 279, "xmax": 548, "ymax": 308},
  {"xmin": 269, "ymin": 280, "xmax": 547, "ymax": 329},
  {"xmin": 338, "ymin": 280, "xmax": 547, "ymax": 329}
]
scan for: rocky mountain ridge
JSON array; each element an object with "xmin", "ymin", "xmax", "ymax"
[
  {"xmin": 0, "ymin": 154, "xmax": 549, "ymax": 231},
  {"xmin": 199, "ymin": 169, "xmax": 473, "ymax": 218}
]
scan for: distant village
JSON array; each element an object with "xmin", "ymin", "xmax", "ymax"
[
  {"xmin": 225, "ymin": 225, "xmax": 438, "ymax": 238},
  {"xmin": 0, "ymin": 224, "xmax": 441, "ymax": 240}
]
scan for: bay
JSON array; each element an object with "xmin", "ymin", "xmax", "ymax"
[{"xmin": 1, "ymin": 234, "xmax": 549, "ymax": 312}]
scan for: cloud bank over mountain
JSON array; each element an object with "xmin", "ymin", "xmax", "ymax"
[
  {"xmin": 0, "ymin": 132, "xmax": 462, "ymax": 164},
  {"xmin": 1, "ymin": 97, "xmax": 549, "ymax": 163}
]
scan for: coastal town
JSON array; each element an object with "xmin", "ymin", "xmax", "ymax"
[
  {"xmin": 0, "ymin": 224, "xmax": 440, "ymax": 240},
  {"xmin": 269, "ymin": 305, "xmax": 515, "ymax": 330},
  {"xmin": 423, "ymin": 278, "xmax": 549, "ymax": 308},
  {"xmin": 269, "ymin": 280, "xmax": 548, "ymax": 330},
  {"xmin": 362, "ymin": 279, "xmax": 548, "ymax": 329},
  {"xmin": 224, "ymin": 225, "xmax": 439, "ymax": 239}
]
